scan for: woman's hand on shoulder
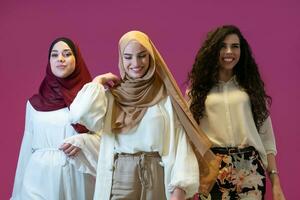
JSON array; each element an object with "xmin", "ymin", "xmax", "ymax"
[
  {"xmin": 93, "ymin": 72, "xmax": 120, "ymax": 87},
  {"xmin": 59, "ymin": 143, "xmax": 81, "ymax": 157}
]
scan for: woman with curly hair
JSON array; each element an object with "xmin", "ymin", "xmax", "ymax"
[{"xmin": 188, "ymin": 25, "xmax": 285, "ymax": 200}]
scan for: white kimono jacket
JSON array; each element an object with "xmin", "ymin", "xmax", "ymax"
[{"xmin": 70, "ymin": 82, "xmax": 199, "ymax": 199}]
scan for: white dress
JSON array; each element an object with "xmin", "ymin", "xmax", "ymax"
[
  {"xmin": 70, "ymin": 82, "xmax": 199, "ymax": 199},
  {"xmin": 11, "ymin": 101, "xmax": 100, "ymax": 200}
]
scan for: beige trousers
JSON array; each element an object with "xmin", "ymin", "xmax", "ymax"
[{"xmin": 110, "ymin": 152, "xmax": 167, "ymax": 200}]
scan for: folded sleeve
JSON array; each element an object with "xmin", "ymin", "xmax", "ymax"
[
  {"xmin": 167, "ymin": 122, "xmax": 200, "ymax": 198},
  {"xmin": 69, "ymin": 82, "xmax": 108, "ymax": 132},
  {"xmin": 161, "ymin": 97, "xmax": 199, "ymax": 198},
  {"xmin": 11, "ymin": 101, "xmax": 34, "ymax": 200},
  {"xmin": 259, "ymin": 116, "xmax": 277, "ymax": 155},
  {"xmin": 63, "ymin": 132, "xmax": 101, "ymax": 176}
]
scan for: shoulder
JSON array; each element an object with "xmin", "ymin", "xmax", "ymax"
[
  {"xmin": 156, "ymin": 96, "xmax": 174, "ymax": 114},
  {"xmin": 26, "ymin": 100, "xmax": 35, "ymax": 112},
  {"xmin": 158, "ymin": 96, "xmax": 172, "ymax": 106}
]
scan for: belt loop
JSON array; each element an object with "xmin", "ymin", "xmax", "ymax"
[
  {"xmin": 138, "ymin": 153, "xmax": 152, "ymax": 189},
  {"xmin": 113, "ymin": 153, "xmax": 119, "ymax": 171},
  {"xmin": 228, "ymin": 148, "xmax": 236, "ymax": 155}
]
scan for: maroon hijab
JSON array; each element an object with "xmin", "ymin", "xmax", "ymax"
[{"xmin": 29, "ymin": 37, "xmax": 92, "ymax": 133}]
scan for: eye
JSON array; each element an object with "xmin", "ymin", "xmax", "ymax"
[
  {"xmin": 232, "ymin": 44, "xmax": 240, "ymax": 48},
  {"xmin": 124, "ymin": 55, "xmax": 132, "ymax": 60},
  {"xmin": 138, "ymin": 54, "xmax": 147, "ymax": 58},
  {"xmin": 50, "ymin": 53, "xmax": 58, "ymax": 58},
  {"xmin": 63, "ymin": 51, "xmax": 73, "ymax": 57}
]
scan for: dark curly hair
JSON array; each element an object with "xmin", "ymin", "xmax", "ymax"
[{"xmin": 188, "ymin": 25, "xmax": 271, "ymax": 129}]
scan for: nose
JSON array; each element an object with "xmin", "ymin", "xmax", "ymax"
[
  {"xmin": 225, "ymin": 47, "xmax": 232, "ymax": 54},
  {"xmin": 58, "ymin": 54, "xmax": 65, "ymax": 62},
  {"xmin": 132, "ymin": 57, "xmax": 140, "ymax": 66}
]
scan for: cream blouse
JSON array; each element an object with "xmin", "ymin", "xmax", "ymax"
[{"xmin": 199, "ymin": 76, "xmax": 277, "ymax": 167}]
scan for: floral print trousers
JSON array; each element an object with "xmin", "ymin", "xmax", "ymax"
[{"xmin": 209, "ymin": 147, "xmax": 266, "ymax": 200}]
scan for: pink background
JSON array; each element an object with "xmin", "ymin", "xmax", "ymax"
[{"xmin": 1, "ymin": 0, "xmax": 299, "ymax": 199}]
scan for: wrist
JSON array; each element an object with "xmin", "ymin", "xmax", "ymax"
[
  {"xmin": 268, "ymin": 169, "xmax": 280, "ymax": 185},
  {"xmin": 93, "ymin": 76, "xmax": 105, "ymax": 85},
  {"xmin": 268, "ymin": 169, "xmax": 279, "ymax": 180},
  {"xmin": 268, "ymin": 169, "xmax": 279, "ymax": 176}
]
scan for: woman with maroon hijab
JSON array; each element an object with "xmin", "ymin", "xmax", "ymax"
[{"xmin": 11, "ymin": 37, "xmax": 99, "ymax": 200}]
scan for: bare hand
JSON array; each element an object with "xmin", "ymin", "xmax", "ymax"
[
  {"xmin": 93, "ymin": 72, "xmax": 120, "ymax": 88},
  {"xmin": 170, "ymin": 188, "xmax": 186, "ymax": 200},
  {"xmin": 59, "ymin": 143, "xmax": 81, "ymax": 157},
  {"xmin": 272, "ymin": 176, "xmax": 286, "ymax": 200}
]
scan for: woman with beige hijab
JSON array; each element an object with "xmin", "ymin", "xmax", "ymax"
[{"xmin": 70, "ymin": 31, "xmax": 218, "ymax": 200}]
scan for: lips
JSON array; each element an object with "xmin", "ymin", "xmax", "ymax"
[
  {"xmin": 130, "ymin": 66, "xmax": 143, "ymax": 72},
  {"xmin": 57, "ymin": 65, "xmax": 67, "ymax": 69},
  {"xmin": 223, "ymin": 57, "xmax": 234, "ymax": 63}
]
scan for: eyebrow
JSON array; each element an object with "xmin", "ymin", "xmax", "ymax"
[
  {"xmin": 222, "ymin": 42, "xmax": 240, "ymax": 45},
  {"xmin": 123, "ymin": 50, "xmax": 147, "ymax": 56},
  {"xmin": 51, "ymin": 49, "xmax": 72, "ymax": 52}
]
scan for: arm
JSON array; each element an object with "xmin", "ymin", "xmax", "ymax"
[
  {"xmin": 69, "ymin": 82, "xmax": 108, "ymax": 132},
  {"xmin": 11, "ymin": 102, "xmax": 34, "ymax": 199},
  {"xmin": 267, "ymin": 154, "xmax": 285, "ymax": 200},
  {"xmin": 61, "ymin": 132, "xmax": 101, "ymax": 176},
  {"xmin": 65, "ymin": 73, "xmax": 119, "ymax": 175},
  {"xmin": 169, "ymin": 123, "xmax": 199, "ymax": 200},
  {"xmin": 69, "ymin": 72, "xmax": 119, "ymax": 132},
  {"xmin": 259, "ymin": 117, "xmax": 285, "ymax": 200},
  {"xmin": 160, "ymin": 97, "xmax": 199, "ymax": 199}
]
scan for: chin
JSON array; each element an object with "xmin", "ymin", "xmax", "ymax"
[
  {"xmin": 129, "ymin": 73, "xmax": 142, "ymax": 79},
  {"xmin": 56, "ymin": 73, "xmax": 69, "ymax": 78},
  {"xmin": 227, "ymin": 67, "xmax": 235, "ymax": 71},
  {"xmin": 223, "ymin": 64, "xmax": 235, "ymax": 70}
]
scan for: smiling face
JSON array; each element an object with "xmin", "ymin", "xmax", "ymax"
[
  {"xmin": 50, "ymin": 41, "xmax": 76, "ymax": 78},
  {"xmin": 218, "ymin": 34, "xmax": 241, "ymax": 73},
  {"xmin": 122, "ymin": 40, "xmax": 150, "ymax": 79}
]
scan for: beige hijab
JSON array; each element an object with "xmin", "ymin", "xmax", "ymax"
[
  {"xmin": 110, "ymin": 31, "xmax": 167, "ymax": 134},
  {"xmin": 111, "ymin": 31, "xmax": 219, "ymax": 195}
]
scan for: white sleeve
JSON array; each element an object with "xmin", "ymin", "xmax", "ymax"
[
  {"xmin": 161, "ymin": 97, "xmax": 199, "ymax": 198},
  {"xmin": 168, "ymin": 119, "xmax": 199, "ymax": 198},
  {"xmin": 259, "ymin": 116, "xmax": 277, "ymax": 155},
  {"xmin": 63, "ymin": 132, "xmax": 101, "ymax": 176},
  {"xmin": 70, "ymin": 82, "xmax": 108, "ymax": 132},
  {"xmin": 11, "ymin": 101, "xmax": 34, "ymax": 200}
]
